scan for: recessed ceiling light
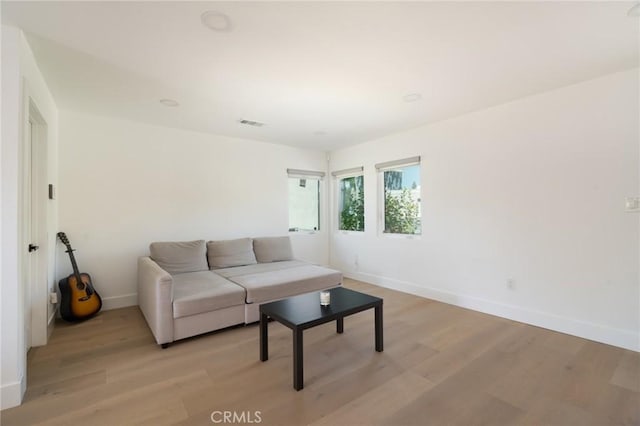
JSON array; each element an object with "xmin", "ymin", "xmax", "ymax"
[
  {"xmin": 160, "ymin": 99, "xmax": 179, "ymax": 107},
  {"xmin": 403, "ymin": 93, "xmax": 422, "ymax": 103},
  {"xmin": 201, "ymin": 11, "xmax": 232, "ymax": 31},
  {"xmin": 628, "ymin": 2, "xmax": 640, "ymax": 16}
]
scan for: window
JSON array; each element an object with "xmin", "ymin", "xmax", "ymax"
[
  {"xmin": 287, "ymin": 169, "xmax": 324, "ymax": 232},
  {"xmin": 332, "ymin": 167, "xmax": 365, "ymax": 232},
  {"xmin": 376, "ymin": 157, "xmax": 421, "ymax": 235}
]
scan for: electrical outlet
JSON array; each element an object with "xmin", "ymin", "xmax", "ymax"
[
  {"xmin": 49, "ymin": 292, "xmax": 58, "ymax": 304},
  {"xmin": 507, "ymin": 278, "xmax": 516, "ymax": 290}
]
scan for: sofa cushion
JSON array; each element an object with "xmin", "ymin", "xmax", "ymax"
[
  {"xmin": 149, "ymin": 240, "xmax": 208, "ymax": 275},
  {"xmin": 172, "ymin": 271, "xmax": 246, "ymax": 319},
  {"xmin": 253, "ymin": 236, "xmax": 294, "ymax": 263},
  {"xmin": 225, "ymin": 264, "xmax": 342, "ymax": 303},
  {"xmin": 207, "ymin": 238, "xmax": 257, "ymax": 269},
  {"xmin": 214, "ymin": 260, "xmax": 307, "ymax": 279}
]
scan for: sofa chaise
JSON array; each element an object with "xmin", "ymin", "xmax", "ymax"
[{"xmin": 137, "ymin": 236, "xmax": 342, "ymax": 348}]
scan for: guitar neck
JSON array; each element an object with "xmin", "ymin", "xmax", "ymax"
[{"xmin": 66, "ymin": 247, "xmax": 83, "ymax": 281}]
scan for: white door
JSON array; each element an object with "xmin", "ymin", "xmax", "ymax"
[{"xmin": 24, "ymin": 101, "xmax": 49, "ymax": 350}]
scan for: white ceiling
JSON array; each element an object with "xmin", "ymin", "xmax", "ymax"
[{"xmin": 2, "ymin": 1, "xmax": 638, "ymax": 151}]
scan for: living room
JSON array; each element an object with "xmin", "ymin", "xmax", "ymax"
[{"xmin": 1, "ymin": 1, "xmax": 638, "ymax": 425}]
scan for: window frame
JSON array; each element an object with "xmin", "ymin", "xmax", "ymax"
[
  {"xmin": 333, "ymin": 168, "xmax": 365, "ymax": 234},
  {"xmin": 376, "ymin": 157, "xmax": 422, "ymax": 238},
  {"xmin": 287, "ymin": 169, "xmax": 324, "ymax": 234}
]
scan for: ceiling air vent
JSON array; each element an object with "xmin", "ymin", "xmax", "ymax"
[{"xmin": 239, "ymin": 119, "xmax": 265, "ymax": 127}]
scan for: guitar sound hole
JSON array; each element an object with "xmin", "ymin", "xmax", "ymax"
[{"xmin": 77, "ymin": 282, "xmax": 86, "ymax": 291}]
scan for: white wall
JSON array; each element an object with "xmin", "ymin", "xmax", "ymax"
[
  {"xmin": 1, "ymin": 25, "xmax": 23, "ymax": 412},
  {"xmin": 57, "ymin": 112, "xmax": 329, "ymax": 310},
  {"xmin": 329, "ymin": 69, "xmax": 639, "ymax": 351},
  {"xmin": 1, "ymin": 26, "xmax": 59, "ymax": 410}
]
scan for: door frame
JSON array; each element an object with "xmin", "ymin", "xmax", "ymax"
[{"xmin": 22, "ymin": 97, "xmax": 49, "ymax": 349}]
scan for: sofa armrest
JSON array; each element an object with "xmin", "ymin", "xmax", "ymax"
[{"xmin": 138, "ymin": 256, "xmax": 174, "ymax": 345}]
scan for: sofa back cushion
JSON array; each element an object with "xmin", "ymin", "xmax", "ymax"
[
  {"xmin": 207, "ymin": 238, "xmax": 257, "ymax": 269},
  {"xmin": 149, "ymin": 240, "xmax": 208, "ymax": 275},
  {"xmin": 253, "ymin": 236, "xmax": 294, "ymax": 263}
]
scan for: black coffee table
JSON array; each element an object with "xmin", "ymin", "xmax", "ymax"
[{"xmin": 259, "ymin": 286, "xmax": 383, "ymax": 390}]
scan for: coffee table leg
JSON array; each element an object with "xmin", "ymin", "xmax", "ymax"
[
  {"xmin": 260, "ymin": 313, "xmax": 268, "ymax": 361},
  {"xmin": 293, "ymin": 328, "xmax": 303, "ymax": 391},
  {"xmin": 337, "ymin": 317, "xmax": 344, "ymax": 334},
  {"xmin": 375, "ymin": 304, "xmax": 383, "ymax": 352}
]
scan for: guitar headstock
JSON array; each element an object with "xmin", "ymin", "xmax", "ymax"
[{"xmin": 57, "ymin": 232, "xmax": 72, "ymax": 249}]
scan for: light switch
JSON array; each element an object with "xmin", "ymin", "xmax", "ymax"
[{"xmin": 625, "ymin": 197, "xmax": 640, "ymax": 212}]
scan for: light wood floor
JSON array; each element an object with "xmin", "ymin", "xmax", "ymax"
[{"xmin": 2, "ymin": 279, "xmax": 638, "ymax": 426}]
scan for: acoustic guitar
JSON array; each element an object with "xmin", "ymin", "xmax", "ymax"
[{"xmin": 57, "ymin": 232, "xmax": 102, "ymax": 321}]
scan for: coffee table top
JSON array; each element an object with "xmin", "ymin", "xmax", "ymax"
[{"xmin": 259, "ymin": 287, "xmax": 382, "ymax": 330}]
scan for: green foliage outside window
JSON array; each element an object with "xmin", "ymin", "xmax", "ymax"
[
  {"xmin": 384, "ymin": 189, "xmax": 420, "ymax": 235},
  {"xmin": 383, "ymin": 165, "xmax": 421, "ymax": 235},
  {"xmin": 339, "ymin": 176, "xmax": 364, "ymax": 232}
]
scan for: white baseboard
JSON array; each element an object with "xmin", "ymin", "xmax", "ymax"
[
  {"xmin": 1, "ymin": 376, "xmax": 25, "ymax": 410},
  {"xmin": 101, "ymin": 293, "xmax": 137, "ymax": 311},
  {"xmin": 345, "ymin": 271, "xmax": 640, "ymax": 352}
]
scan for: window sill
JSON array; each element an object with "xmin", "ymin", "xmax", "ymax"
[
  {"xmin": 289, "ymin": 230, "xmax": 321, "ymax": 236},
  {"xmin": 336, "ymin": 230, "xmax": 365, "ymax": 236},
  {"xmin": 379, "ymin": 232, "xmax": 421, "ymax": 240}
]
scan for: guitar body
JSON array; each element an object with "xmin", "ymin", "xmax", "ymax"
[
  {"xmin": 57, "ymin": 232, "xmax": 102, "ymax": 322},
  {"xmin": 58, "ymin": 273, "xmax": 102, "ymax": 322}
]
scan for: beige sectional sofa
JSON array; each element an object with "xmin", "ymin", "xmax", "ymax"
[{"xmin": 137, "ymin": 236, "xmax": 342, "ymax": 348}]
